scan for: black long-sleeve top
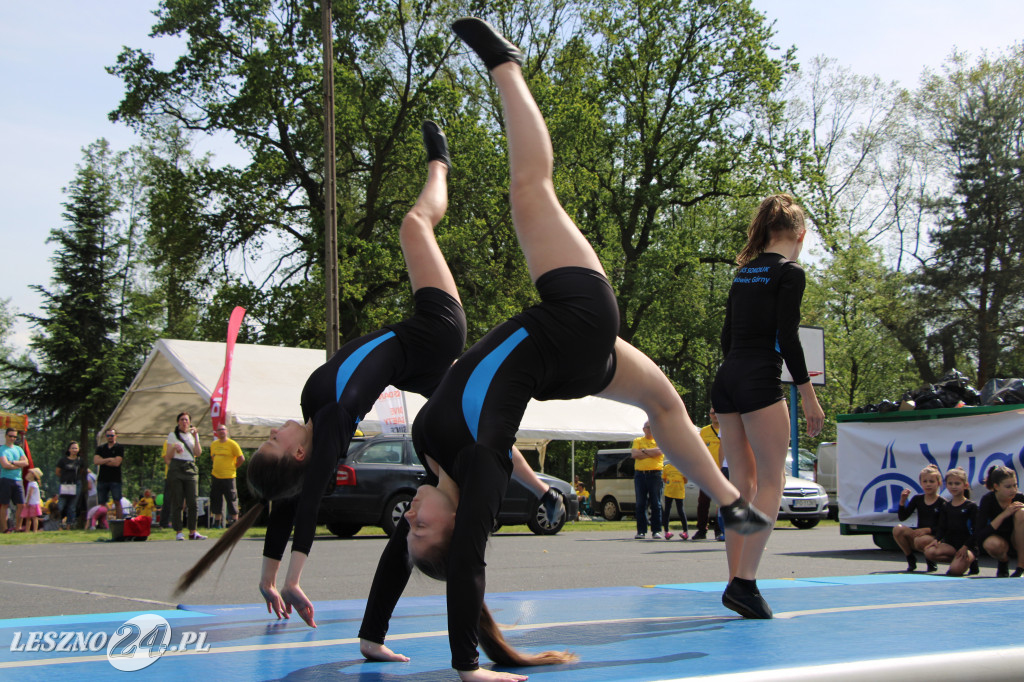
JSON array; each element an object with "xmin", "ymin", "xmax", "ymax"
[
  {"xmin": 933, "ymin": 499, "xmax": 978, "ymax": 552},
  {"xmin": 896, "ymin": 494, "xmax": 946, "ymax": 529},
  {"xmin": 975, "ymin": 491, "xmax": 1024, "ymax": 544},
  {"xmin": 720, "ymin": 252, "xmax": 810, "ymax": 385}
]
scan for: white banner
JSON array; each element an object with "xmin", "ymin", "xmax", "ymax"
[
  {"xmin": 837, "ymin": 408, "xmax": 1024, "ymax": 526},
  {"xmin": 373, "ymin": 385, "xmax": 408, "ymax": 434}
]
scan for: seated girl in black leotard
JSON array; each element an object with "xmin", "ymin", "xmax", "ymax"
[
  {"xmin": 923, "ymin": 467, "xmax": 978, "ymax": 576},
  {"xmin": 358, "ymin": 19, "xmax": 772, "ymax": 682}
]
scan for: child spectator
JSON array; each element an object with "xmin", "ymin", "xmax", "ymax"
[
  {"xmin": 892, "ymin": 464, "xmax": 945, "ymax": 571},
  {"xmin": 975, "ymin": 465, "xmax": 1024, "ymax": 578},
  {"xmin": 136, "ymin": 489, "xmax": 156, "ymax": 520},
  {"xmin": 18, "ymin": 468, "xmax": 43, "ymax": 533},
  {"xmin": 663, "ymin": 462, "xmax": 689, "ymax": 540},
  {"xmin": 923, "ymin": 467, "xmax": 978, "ymax": 576},
  {"xmin": 86, "ymin": 504, "xmax": 109, "ymax": 530}
]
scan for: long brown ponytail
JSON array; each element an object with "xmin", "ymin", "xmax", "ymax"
[
  {"xmin": 411, "ymin": 550, "xmax": 577, "ymax": 666},
  {"xmin": 478, "ymin": 602, "xmax": 578, "ymax": 666},
  {"xmin": 174, "ymin": 503, "xmax": 263, "ymax": 595},
  {"xmin": 736, "ymin": 193, "xmax": 806, "ymax": 266}
]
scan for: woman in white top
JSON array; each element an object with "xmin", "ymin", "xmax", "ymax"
[{"xmin": 164, "ymin": 411, "xmax": 206, "ymax": 541}]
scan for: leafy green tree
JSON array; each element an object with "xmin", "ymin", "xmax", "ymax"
[
  {"xmin": 914, "ymin": 46, "xmax": 1024, "ymax": 386},
  {"xmin": 11, "ymin": 140, "xmax": 137, "ymax": 442}
]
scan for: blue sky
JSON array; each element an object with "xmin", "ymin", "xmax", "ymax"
[{"xmin": 2, "ymin": 1, "xmax": 1022, "ymax": 351}]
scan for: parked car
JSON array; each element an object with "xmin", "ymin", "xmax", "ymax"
[
  {"xmin": 318, "ymin": 434, "xmax": 578, "ymax": 537},
  {"xmin": 786, "ymin": 448, "xmax": 818, "ymax": 481},
  {"xmin": 593, "ymin": 447, "xmax": 828, "ymax": 528}
]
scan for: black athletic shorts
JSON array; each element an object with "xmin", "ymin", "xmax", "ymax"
[
  {"xmin": 299, "ymin": 286, "xmax": 467, "ymax": 423},
  {"xmin": 710, "ymin": 352, "xmax": 785, "ymax": 415},
  {"xmin": 415, "ymin": 266, "xmax": 619, "ymax": 462}
]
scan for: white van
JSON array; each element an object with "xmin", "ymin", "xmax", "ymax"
[{"xmin": 816, "ymin": 441, "xmax": 837, "ymax": 519}]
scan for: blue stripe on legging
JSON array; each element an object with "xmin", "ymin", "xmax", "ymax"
[
  {"xmin": 336, "ymin": 331, "xmax": 396, "ymax": 401},
  {"xmin": 462, "ymin": 327, "xmax": 529, "ymax": 440}
]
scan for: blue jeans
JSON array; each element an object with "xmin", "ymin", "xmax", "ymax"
[
  {"xmin": 96, "ymin": 481, "xmax": 122, "ymax": 508},
  {"xmin": 58, "ymin": 495, "xmax": 77, "ymax": 524},
  {"xmin": 634, "ymin": 470, "xmax": 664, "ymax": 534}
]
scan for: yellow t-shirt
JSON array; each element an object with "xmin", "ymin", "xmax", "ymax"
[
  {"xmin": 631, "ymin": 436, "xmax": 664, "ymax": 471},
  {"xmin": 210, "ymin": 438, "xmax": 244, "ymax": 479},
  {"xmin": 136, "ymin": 497, "xmax": 156, "ymax": 519},
  {"xmin": 700, "ymin": 424, "xmax": 721, "ymax": 468},
  {"xmin": 663, "ymin": 462, "xmax": 688, "ymax": 499}
]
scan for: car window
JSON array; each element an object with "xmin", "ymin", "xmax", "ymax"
[{"xmin": 357, "ymin": 442, "xmax": 405, "ymax": 464}]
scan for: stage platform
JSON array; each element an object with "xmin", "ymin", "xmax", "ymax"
[{"xmin": 2, "ymin": 573, "xmax": 1022, "ymax": 681}]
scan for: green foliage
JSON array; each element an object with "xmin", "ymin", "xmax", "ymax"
[
  {"xmin": 914, "ymin": 45, "xmax": 1024, "ymax": 386},
  {"xmin": 11, "ymin": 140, "xmax": 144, "ymax": 442}
]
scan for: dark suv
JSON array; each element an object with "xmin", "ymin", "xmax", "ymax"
[{"xmin": 318, "ymin": 434, "xmax": 578, "ymax": 537}]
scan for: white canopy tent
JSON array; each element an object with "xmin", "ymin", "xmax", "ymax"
[{"xmin": 101, "ymin": 340, "xmax": 647, "ymax": 455}]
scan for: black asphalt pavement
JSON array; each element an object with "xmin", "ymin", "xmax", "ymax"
[{"xmin": 1, "ymin": 525, "xmax": 919, "ymax": 620}]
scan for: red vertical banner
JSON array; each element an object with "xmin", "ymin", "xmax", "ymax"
[{"xmin": 210, "ymin": 307, "xmax": 247, "ymax": 431}]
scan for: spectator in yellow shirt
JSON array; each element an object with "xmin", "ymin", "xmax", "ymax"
[
  {"xmin": 663, "ymin": 462, "xmax": 688, "ymax": 540},
  {"xmin": 695, "ymin": 407, "xmax": 722, "ymax": 540},
  {"xmin": 209, "ymin": 424, "xmax": 245, "ymax": 528},
  {"xmin": 631, "ymin": 421, "xmax": 664, "ymax": 539},
  {"xmin": 135, "ymin": 489, "xmax": 156, "ymax": 519}
]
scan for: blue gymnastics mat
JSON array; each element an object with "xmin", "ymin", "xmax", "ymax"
[{"xmin": 2, "ymin": 575, "xmax": 1023, "ymax": 681}]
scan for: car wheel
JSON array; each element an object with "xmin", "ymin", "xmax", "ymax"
[
  {"xmin": 601, "ymin": 496, "xmax": 621, "ymax": 522},
  {"xmin": 380, "ymin": 492, "xmax": 413, "ymax": 537},
  {"xmin": 790, "ymin": 518, "xmax": 819, "ymax": 529},
  {"xmin": 326, "ymin": 522, "xmax": 361, "ymax": 538},
  {"xmin": 527, "ymin": 496, "xmax": 566, "ymax": 535}
]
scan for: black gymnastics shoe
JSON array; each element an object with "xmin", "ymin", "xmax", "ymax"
[
  {"xmin": 996, "ymin": 561, "xmax": 1009, "ymax": 578},
  {"xmin": 967, "ymin": 559, "xmax": 979, "ymax": 576},
  {"xmin": 422, "ymin": 120, "xmax": 451, "ymax": 172},
  {"xmin": 718, "ymin": 498, "xmax": 772, "ymax": 535},
  {"xmin": 925, "ymin": 560, "xmax": 938, "ymax": 573},
  {"xmin": 722, "ymin": 578, "xmax": 773, "ymax": 619},
  {"xmin": 539, "ymin": 488, "xmax": 565, "ymax": 526},
  {"xmin": 451, "ymin": 17, "xmax": 523, "ymax": 70}
]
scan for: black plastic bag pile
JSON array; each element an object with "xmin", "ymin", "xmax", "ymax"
[{"xmin": 851, "ymin": 369, "xmax": 986, "ymax": 414}]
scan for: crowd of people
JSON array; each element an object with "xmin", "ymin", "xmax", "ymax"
[{"xmin": 3, "ymin": 419, "xmax": 246, "ymax": 537}]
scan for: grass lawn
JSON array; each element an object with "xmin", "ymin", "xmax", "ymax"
[{"xmin": 0, "ymin": 517, "xmax": 838, "ymax": 545}]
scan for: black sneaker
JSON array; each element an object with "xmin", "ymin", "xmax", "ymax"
[
  {"xmin": 421, "ymin": 120, "xmax": 451, "ymax": 172},
  {"xmin": 451, "ymin": 17, "xmax": 524, "ymax": 71},
  {"xmin": 996, "ymin": 561, "xmax": 1009, "ymax": 578},
  {"xmin": 905, "ymin": 553, "xmax": 918, "ymax": 572},
  {"xmin": 538, "ymin": 488, "xmax": 565, "ymax": 527},
  {"xmin": 718, "ymin": 498, "xmax": 772, "ymax": 535},
  {"xmin": 692, "ymin": 530, "xmax": 708, "ymax": 540},
  {"xmin": 722, "ymin": 578, "xmax": 773, "ymax": 619}
]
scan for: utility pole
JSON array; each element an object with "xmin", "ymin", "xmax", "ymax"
[{"xmin": 322, "ymin": 0, "xmax": 339, "ymax": 357}]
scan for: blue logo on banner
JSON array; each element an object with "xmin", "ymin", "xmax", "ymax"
[{"xmin": 856, "ymin": 438, "xmax": 1024, "ymax": 515}]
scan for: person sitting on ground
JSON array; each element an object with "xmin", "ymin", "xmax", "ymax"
[
  {"xmin": 922, "ymin": 467, "xmax": 978, "ymax": 577},
  {"xmin": 975, "ymin": 465, "xmax": 1024, "ymax": 578},
  {"xmin": 892, "ymin": 464, "xmax": 945, "ymax": 572}
]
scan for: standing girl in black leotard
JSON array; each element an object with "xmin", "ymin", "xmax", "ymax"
[
  {"xmin": 359, "ymin": 19, "xmax": 772, "ymax": 682},
  {"xmin": 711, "ymin": 193, "xmax": 825, "ymax": 620}
]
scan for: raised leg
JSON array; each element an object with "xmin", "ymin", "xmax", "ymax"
[
  {"xmin": 400, "ymin": 122, "xmax": 460, "ymax": 301},
  {"xmin": 453, "ymin": 19, "xmax": 604, "ymax": 281}
]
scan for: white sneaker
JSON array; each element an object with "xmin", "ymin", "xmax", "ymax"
[
  {"xmin": 652, "ymin": 532, "xmax": 663, "ymax": 539},
  {"xmin": 189, "ymin": 532, "xmax": 208, "ymax": 540},
  {"xmin": 175, "ymin": 532, "xmax": 185, "ymax": 541}
]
